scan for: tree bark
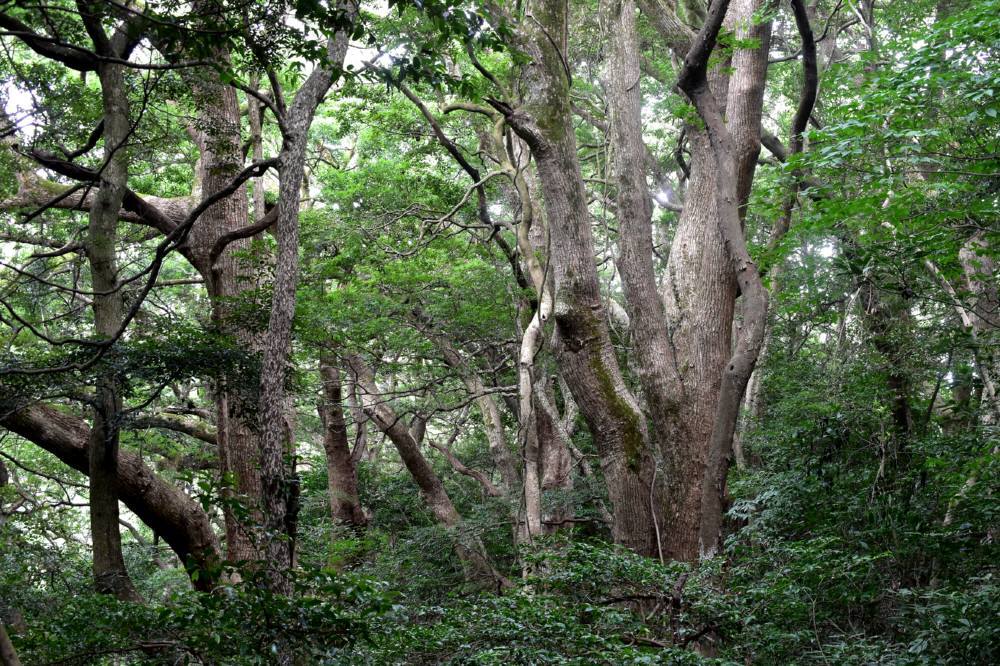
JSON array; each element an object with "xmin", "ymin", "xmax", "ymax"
[
  {"xmin": 0, "ymin": 623, "xmax": 20, "ymax": 666},
  {"xmin": 492, "ymin": 0, "xmax": 659, "ymax": 557},
  {"xmin": 675, "ymin": 0, "xmax": 770, "ymax": 557},
  {"xmin": 183, "ymin": 42, "xmax": 263, "ymax": 565},
  {"xmin": 1, "ymin": 403, "xmax": 222, "ymax": 590},
  {"xmin": 346, "ymin": 354, "xmax": 509, "ymax": 589},
  {"xmin": 631, "ymin": 0, "xmax": 771, "ymax": 560},
  {"xmin": 535, "ymin": 376, "xmax": 574, "ymax": 532},
  {"xmin": 256, "ymin": 2, "xmax": 357, "ymax": 593},
  {"xmin": 77, "ymin": 4, "xmax": 142, "ymax": 600},
  {"xmin": 318, "ymin": 357, "xmax": 366, "ymax": 527}
]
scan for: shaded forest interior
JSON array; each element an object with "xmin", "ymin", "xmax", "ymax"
[{"xmin": 0, "ymin": 0, "xmax": 997, "ymax": 663}]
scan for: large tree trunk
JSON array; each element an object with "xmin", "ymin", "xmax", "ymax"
[
  {"xmin": 630, "ymin": 0, "xmax": 771, "ymax": 559},
  {"xmin": 256, "ymin": 5, "xmax": 357, "ymax": 594},
  {"xmin": 676, "ymin": 0, "xmax": 770, "ymax": 557},
  {"xmin": 318, "ymin": 358, "xmax": 366, "ymax": 527},
  {"xmin": 603, "ymin": 0, "xmax": 684, "ymax": 561},
  {"xmin": 182, "ymin": 51, "xmax": 263, "ymax": 564},
  {"xmin": 494, "ymin": 1, "xmax": 659, "ymax": 557},
  {"xmin": 1, "ymin": 404, "xmax": 222, "ymax": 590}
]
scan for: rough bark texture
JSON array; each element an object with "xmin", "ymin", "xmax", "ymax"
[
  {"xmin": 675, "ymin": 0, "xmax": 770, "ymax": 557},
  {"xmin": 603, "ymin": 0, "xmax": 681, "ymax": 560},
  {"xmin": 318, "ymin": 358, "xmax": 366, "ymax": 526},
  {"xmin": 186, "ymin": 48, "xmax": 263, "ymax": 564},
  {"xmin": 495, "ymin": 0, "xmax": 658, "ymax": 557},
  {"xmin": 256, "ymin": 3, "xmax": 357, "ymax": 593},
  {"xmin": 959, "ymin": 232, "xmax": 1000, "ymax": 421},
  {"xmin": 1, "ymin": 403, "xmax": 221, "ymax": 590},
  {"xmin": 637, "ymin": 0, "xmax": 771, "ymax": 560},
  {"xmin": 79, "ymin": 6, "xmax": 141, "ymax": 600}
]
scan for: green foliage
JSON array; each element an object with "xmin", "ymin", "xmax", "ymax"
[
  {"xmin": 350, "ymin": 540, "xmax": 733, "ymax": 665},
  {"xmin": 11, "ymin": 569, "xmax": 388, "ymax": 665}
]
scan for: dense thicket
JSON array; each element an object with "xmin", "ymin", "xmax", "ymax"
[{"xmin": 0, "ymin": 0, "xmax": 997, "ymax": 663}]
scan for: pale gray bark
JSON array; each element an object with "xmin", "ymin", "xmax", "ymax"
[{"xmin": 491, "ymin": 1, "xmax": 659, "ymax": 557}]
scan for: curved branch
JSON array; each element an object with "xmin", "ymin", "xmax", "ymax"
[{"xmin": 0, "ymin": 403, "xmax": 222, "ymax": 589}]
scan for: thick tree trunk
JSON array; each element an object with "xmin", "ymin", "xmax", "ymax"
[
  {"xmin": 318, "ymin": 358, "xmax": 366, "ymax": 527},
  {"xmin": 603, "ymin": 0, "xmax": 683, "ymax": 561},
  {"xmin": 494, "ymin": 1, "xmax": 659, "ymax": 557},
  {"xmin": 695, "ymin": 0, "xmax": 772, "ymax": 555},
  {"xmin": 674, "ymin": 0, "xmax": 770, "ymax": 557},
  {"xmin": 658, "ymin": 127, "xmax": 737, "ymax": 560},
  {"xmin": 184, "ymin": 53, "xmax": 263, "ymax": 564},
  {"xmin": 631, "ymin": 0, "xmax": 771, "ymax": 559},
  {"xmin": 1, "ymin": 403, "xmax": 222, "ymax": 590}
]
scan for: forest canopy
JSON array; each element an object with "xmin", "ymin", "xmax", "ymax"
[{"xmin": 0, "ymin": 0, "xmax": 997, "ymax": 663}]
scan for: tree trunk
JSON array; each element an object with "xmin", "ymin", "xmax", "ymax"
[
  {"xmin": 674, "ymin": 0, "xmax": 771, "ymax": 557},
  {"xmin": 0, "ymin": 623, "xmax": 20, "ymax": 666},
  {"xmin": 346, "ymin": 354, "xmax": 509, "ymax": 589},
  {"xmin": 494, "ymin": 0, "xmax": 659, "ymax": 557},
  {"xmin": 535, "ymin": 376, "xmax": 574, "ymax": 533},
  {"xmin": 256, "ymin": 6, "xmax": 357, "ymax": 594},
  {"xmin": 1, "ymin": 403, "xmax": 222, "ymax": 590},
  {"xmin": 247, "ymin": 74, "xmax": 268, "ymax": 223},
  {"xmin": 85, "ymin": 51, "xmax": 141, "ymax": 602},
  {"xmin": 184, "ymin": 51, "xmax": 263, "ymax": 564},
  {"xmin": 318, "ymin": 357, "xmax": 366, "ymax": 527}
]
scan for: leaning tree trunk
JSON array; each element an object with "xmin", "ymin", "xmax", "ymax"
[
  {"xmin": 1, "ymin": 403, "xmax": 222, "ymax": 590},
  {"xmin": 346, "ymin": 354, "xmax": 509, "ymax": 589}
]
